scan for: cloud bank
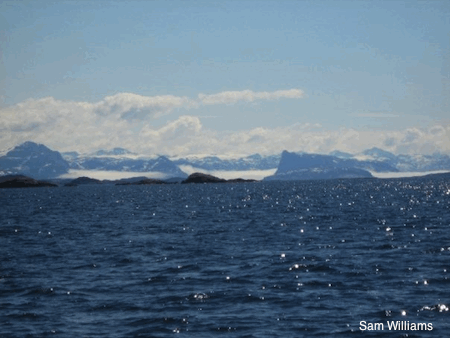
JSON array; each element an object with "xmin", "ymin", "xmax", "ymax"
[{"xmin": 1, "ymin": 90, "xmax": 449, "ymax": 157}]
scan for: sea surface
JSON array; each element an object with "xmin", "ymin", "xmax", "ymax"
[{"xmin": 1, "ymin": 176, "xmax": 450, "ymax": 337}]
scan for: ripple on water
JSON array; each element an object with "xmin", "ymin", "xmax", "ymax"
[{"xmin": 1, "ymin": 180, "xmax": 450, "ymax": 337}]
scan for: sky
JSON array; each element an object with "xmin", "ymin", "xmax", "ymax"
[{"xmin": 1, "ymin": 0, "xmax": 449, "ymax": 156}]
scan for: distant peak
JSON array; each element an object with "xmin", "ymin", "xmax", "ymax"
[
  {"xmin": 21, "ymin": 141, "xmax": 38, "ymax": 146},
  {"xmin": 11, "ymin": 141, "xmax": 53, "ymax": 153},
  {"xmin": 93, "ymin": 147, "xmax": 134, "ymax": 156},
  {"xmin": 18, "ymin": 141, "xmax": 43, "ymax": 148},
  {"xmin": 329, "ymin": 150, "xmax": 354, "ymax": 159},
  {"xmin": 365, "ymin": 147, "xmax": 386, "ymax": 152},
  {"xmin": 361, "ymin": 147, "xmax": 396, "ymax": 159},
  {"xmin": 112, "ymin": 147, "xmax": 132, "ymax": 154}
]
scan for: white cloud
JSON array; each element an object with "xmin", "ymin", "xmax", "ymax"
[
  {"xmin": 0, "ymin": 89, "xmax": 302, "ymax": 136},
  {"xmin": 198, "ymin": 89, "xmax": 305, "ymax": 105},
  {"xmin": 137, "ymin": 116, "xmax": 203, "ymax": 154},
  {"xmin": 93, "ymin": 93, "xmax": 197, "ymax": 118},
  {"xmin": 0, "ymin": 91, "xmax": 449, "ymax": 157},
  {"xmin": 380, "ymin": 126, "xmax": 450, "ymax": 155}
]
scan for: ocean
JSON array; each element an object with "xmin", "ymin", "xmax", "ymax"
[{"xmin": 1, "ymin": 176, "xmax": 449, "ymax": 337}]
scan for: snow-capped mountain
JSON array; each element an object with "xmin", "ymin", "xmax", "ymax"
[
  {"xmin": 91, "ymin": 147, "xmax": 135, "ymax": 156},
  {"xmin": 349, "ymin": 147, "xmax": 450, "ymax": 172},
  {"xmin": 0, "ymin": 142, "xmax": 187, "ymax": 179},
  {"xmin": 360, "ymin": 147, "xmax": 398, "ymax": 161},
  {"xmin": 0, "ymin": 141, "xmax": 70, "ymax": 179},
  {"xmin": 172, "ymin": 153, "xmax": 281, "ymax": 171},
  {"xmin": 264, "ymin": 151, "xmax": 373, "ymax": 181},
  {"xmin": 65, "ymin": 151, "xmax": 187, "ymax": 178}
]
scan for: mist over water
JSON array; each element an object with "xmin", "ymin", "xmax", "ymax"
[{"xmin": 1, "ymin": 177, "xmax": 450, "ymax": 337}]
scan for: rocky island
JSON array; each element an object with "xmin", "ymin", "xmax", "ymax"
[
  {"xmin": 0, "ymin": 175, "xmax": 57, "ymax": 188},
  {"xmin": 65, "ymin": 176, "xmax": 103, "ymax": 186},
  {"xmin": 116, "ymin": 178, "xmax": 167, "ymax": 185},
  {"xmin": 181, "ymin": 172, "xmax": 256, "ymax": 184}
]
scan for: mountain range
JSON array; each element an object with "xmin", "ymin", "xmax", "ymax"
[
  {"xmin": 1, "ymin": 141, "xmax": 450, "ymax": 180},
  {"xmin": 171, "ymin": 153, "xmax": 281, "ymax": 171},
  {"xmin": 66, "ymin": 152, "xmax": 187, "ymax": 178}
]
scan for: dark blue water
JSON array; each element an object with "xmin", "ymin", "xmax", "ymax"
[{"xmin": 1, "ymin": 177, "xmax": 450, "ymax": 337}]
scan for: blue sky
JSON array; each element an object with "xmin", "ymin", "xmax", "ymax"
[{"xmin": 1, "ymin": 0, "xmax": 449, "ymax": 155}]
